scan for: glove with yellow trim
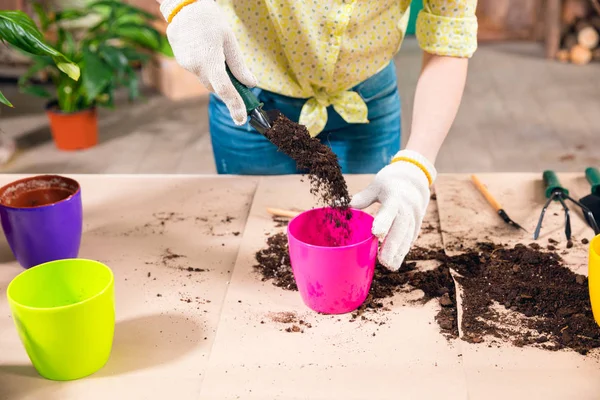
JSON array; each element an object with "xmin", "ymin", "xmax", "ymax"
[
  {"xmin": 160, "ymin": 0, "xmax": 257, "ymax": 125},
  {"xmin": 349, "ymin": 150, "xmax": 437, "ymax": 271}
]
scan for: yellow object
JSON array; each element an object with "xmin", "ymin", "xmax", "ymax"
[
  {"xmin": 7, "ymin": 259, "xmax": 115, "ymax": 381},
  {"xmin": 391, "ymin": 156, "xmax": 433, "ymax": 186},
  {"xmin": 589, "ymin": 235, "xmax": 600, "ymax": 326},
  {"xmin": 471, "ymin": 174, "xmax": 502, "ymax": 211},
  {"xmin": 219, "ymin": 0, "xmax": 478, "ymax": 136},
  {"xmin": 167, "ymin": 0, "xmax": 197, "ymax": 23},
  {"xmin": 266, "ymin": 207, "xmax": 302, "ymax": 218}
]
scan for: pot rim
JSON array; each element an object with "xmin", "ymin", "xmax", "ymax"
[
  {"xmin": 0, "ymin": 174, "xmax": 81, "ymax": 210},
  {"xmin": 45, "ymin": 100, "xmax": 96, "ymax": 115}
]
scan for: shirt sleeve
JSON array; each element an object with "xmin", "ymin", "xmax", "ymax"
[{"xmin": 415, "ymin": 0, "xmax": 478, "ymax": 58}]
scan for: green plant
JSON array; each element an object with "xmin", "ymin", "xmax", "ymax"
[
  {"xmin": 20, "ymin": 0, "xmax": 172, "ymax": 113},
  {"xmin": 0, "ymin": 10, "xmax": 79, "ymax": 107}
]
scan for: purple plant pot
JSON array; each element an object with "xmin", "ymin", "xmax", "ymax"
[{"xmin": 0, "ymin": 175, "xmax": 83, "ymax": 269}]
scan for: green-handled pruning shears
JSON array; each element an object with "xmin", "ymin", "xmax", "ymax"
[
  {"xmin": 225, "ymin": 65, "xmax": 272, "ymax": 134},
  {"xmin": 533, "ymin": 170, "xmax": 600, "ymax": 240},
  {"xmin": 580, "ymin": 167, "xmax": 600, "ymax": 231}
]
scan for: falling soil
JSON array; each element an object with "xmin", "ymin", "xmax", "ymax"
[
  {"xmin": 264, "ymin": 112, "xmax": 349, "ymax": 208},
  {"xmin": 264, "ymin": 112, "xmax": 352, "ymax": 242},
  {"xmin": 254, "ymin": 233, "xmax": 600, "ymax": 354}
]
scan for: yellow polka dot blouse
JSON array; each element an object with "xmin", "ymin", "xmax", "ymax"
[{"xmin": 217, "ymin": 0, "xmax": 478, "ymax": 136}]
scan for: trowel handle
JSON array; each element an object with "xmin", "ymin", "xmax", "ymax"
[
  {"xmin": 225, "ymin": 65, "xmax": 261, "ymax": 114},
  {"xmin": 471, "ymin": 175, "xmax": 502, "ymax": 211},
  {"xmin": 543, "ymin": 170, "xmax": 569, "ymax": 198},
  {"xmin": 586, "ymin": 167, "xmax": 600, "ymax": 195}
]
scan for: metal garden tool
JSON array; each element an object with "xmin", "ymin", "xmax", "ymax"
[
  {"xmin": 225, "ymin": 66, "xmax": 272, "ymax": 134},
  {"xmin": 580, "ymin": 167, "xmax": 600, "ymax": 231},
  {"xmin": 471, "ymin": 175, "xmax": 527, "ymax": 232},
  {"xmin": 533, "ymin": 170, "xmax": 600, "ymax": 240}
]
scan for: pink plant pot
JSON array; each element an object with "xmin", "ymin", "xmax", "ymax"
[{"xmin": 287, "ymin": 207, "xmax": 378, "ymax": 314}]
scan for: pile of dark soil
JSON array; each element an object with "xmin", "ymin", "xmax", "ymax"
[
  {"xmin": 254, "ymin": 233, "xmax": 297, "ymax": 290},
  {"xmin": 409, "ymin": 264, "xmax": 459, "ymax": 338},
  {"xmin": 254, "ymin": 233, "xmax": 600, "ymax": 354},
  {"xmin": 453, "ymin": 243, "xmax": 599, "ymax": 354}
]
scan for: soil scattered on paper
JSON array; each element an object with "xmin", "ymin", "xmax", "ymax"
[
  {"xmin": 254, "ymin": 233, "xmax": 600, "ymax": 354},
  {"xmin": 160, "ymin": 248, "xmax": 185, "ymax": 266},
  {"xmin": 272, "ymin": 216, "xmax": 289, "ymax": 228},
  {"xmin": 264, "ymin": 111, "xmax": 352, "ymax": 243},
  {"xmin": 266, "ymin": 311, "xmax": 313, "ymax": 333},
  {"xmin": 140, "ymin": 212, "xmax": 187, "ymax": 234}
]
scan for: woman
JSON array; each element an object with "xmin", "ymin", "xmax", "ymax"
[{"xmin": 156, "ymin": 0, "xmax": 477, "ymax": 271}]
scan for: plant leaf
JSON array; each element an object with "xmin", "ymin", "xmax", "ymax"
[
  {"xmin": 114, "ymin": 12, "xmax": 146, "ymax": 26},
  {"xmin": 32, "ymin": 3, "xmax": 49, "ymax": 31},
  {"xmin": 89, "ymin": 0, "xmax": 156, "ymax": 21},
  {"xmin": 125, "ymin": 66, "xmax": 139, "ymax": 101},
  {"xmin": 0, "ymin": 90, "xmax": 13, "ymax": 107},
  {"xmin": 81, "ymin": 48, "xmax": 112, "ymax": 103},
  {"xmin": 120, "ymin": 47, "xmax": 151, "ymax": 63},
  {"xmin": 96, "ymin": 84, "xmax": 114, "ymax": 109},
  {"xmin": 56, "ymin": 62, "xmax": 80, "ymax": 81},
  {"xmin": 20, "ymin": 85, "xmax": 51, "ymax": 98},
  {"xmin": 57, "ymin": 77, "xmax": 77, "ymax": 113},
  {"xmin": 98, "ymin": 45, "xmax": 128, "ymax": 70},
  {"xmin": 57, "ymin": 28, "xmax": 77, "ymax": 58},
  {"xmin": 113, "ymin": 23, "xmax": 161, "ymax": 50},
  {"xmin": 98, "ymin": 45, "xmax": 128, "ymax": 83},
  {"xmin": 18, "ymin": 56, "xmax": 53, "ymax": 86},
  {"xmin": 18, "ymin": 58, "xmax": 53, "ymax": 100},
  {"xmin": 0, "ymin": 11, "xmax": 80, "ymax": 81},
  {"xmin": 54, "ymin": 9, "xmax": 88, "ymax": 22},
  {"xmin": 158, "ymin": 35, "xmax": 173, "ymax": 57}
]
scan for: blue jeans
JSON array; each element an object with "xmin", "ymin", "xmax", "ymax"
[{"xmin": 208, "ymin": 61, "xmax": 401, "ymax": 174}]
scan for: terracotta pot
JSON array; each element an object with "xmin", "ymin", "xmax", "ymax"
[{"xmin": 45, "ymin": 101, "xmax": 98, "ymax": 151}]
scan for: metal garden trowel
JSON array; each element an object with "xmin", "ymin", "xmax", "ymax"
[{"xmin": 225, "ymin": 66, "xmax": 272, "ymax": 134}]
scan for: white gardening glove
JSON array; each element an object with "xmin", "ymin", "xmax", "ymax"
[
  {"xmin": 160, "ymin": 0, "xmax": 257, "ymax": 125},
  {"xmin": 349, "ymin": 150, "xmax": 437, "ymax": 271}
]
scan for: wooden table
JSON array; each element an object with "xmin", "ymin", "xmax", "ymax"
[{"xmin": 0, "ymin": 174, "xmax": 598, "ymax": 400}]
